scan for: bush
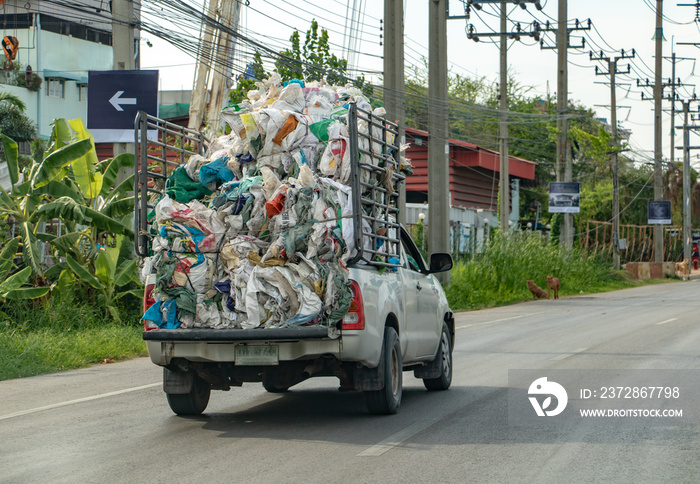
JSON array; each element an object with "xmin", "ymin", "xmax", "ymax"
[
  {"xmin": 0, "ymin": 299, "xmax": 146, "ymax": 380},
  {"xmin": 445, "ymin": 231, "xmax": 629, "ymax": 310}
]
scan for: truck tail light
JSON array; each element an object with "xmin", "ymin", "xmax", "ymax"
[
  {"xmin": 143, "ymin": 274, "xmax": 157, "ymax": 331},
  {"xmin": 341, "ymin": 280, "xmax": 365, "ymax": 330}
]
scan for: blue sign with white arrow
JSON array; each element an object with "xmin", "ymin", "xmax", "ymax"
[{"xmin": 88, "ymin": 70, "xmax": 158, "ymax": 142}]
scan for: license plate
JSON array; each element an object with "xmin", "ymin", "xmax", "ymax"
[{"xmin": 235, "ymin": 345, "xmax": 279, "ymax": 366}]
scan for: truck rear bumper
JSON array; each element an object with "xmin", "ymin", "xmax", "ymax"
[
  {"xmin": 144, "ymin": 327, "xmax": 341, "ymax": 366},
  {"xmin": 143, "ymin": 327, "xmax": 332, "ymax": 342}
]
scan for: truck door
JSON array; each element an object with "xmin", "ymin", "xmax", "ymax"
[
  {"xmin": 400, "ymin": 230, "xmax": 442, "ymax": 358},
  {"xmin": 398, "ymin": 244, "xmax": 423, "ymax": 361}
]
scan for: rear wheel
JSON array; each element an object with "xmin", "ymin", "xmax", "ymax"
[
  {"xmin": 365, "ymin": 326, "xmax": 402, "ymax": 415},
  {"xmin": 423, "ymin": 323, "xmax": 452, "ymax": 391},
  {"xmin": 166, "ymin": 374, "xmax": 211, "ymax": 415}
]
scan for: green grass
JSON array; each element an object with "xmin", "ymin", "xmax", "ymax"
[
  {"xmin": 0, "ymin": 300, "xmax": 147, "ymax": 381},
  {"xmin": 445, "ymin": 232, "xmax": 665, "ymax": 311}
]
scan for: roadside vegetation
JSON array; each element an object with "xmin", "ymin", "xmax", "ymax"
[
  {"xmin": 0, "ymin": 300, "xmax": 145, "ymax": 381},
  {"xmin": 0, "ymin": 111, "xmax": 145, "ymax": 381},
  {"xmin": 445, "ymin": 231, "xmax": 663, "ymax": 311}
]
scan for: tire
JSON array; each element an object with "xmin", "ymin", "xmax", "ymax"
[
  {"xmin": 423, "ymin": 323, "xmax": 452, "ymax": 391},
  {"xmin": 365, "ymin": 327, "xmax": 402, "ymax": 415},
  {"xmin": 166, "ymin": 374, "xmax": 211, "ymax": 416}
]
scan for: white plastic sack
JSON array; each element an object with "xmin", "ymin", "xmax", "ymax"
[{"xmin": 271, "ymin": 83, "xmax": 305, "ymax": 113}]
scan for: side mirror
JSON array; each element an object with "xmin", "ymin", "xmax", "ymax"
[{"xmin": 429, "ymin": 253, "xmax": 453, "ymax": 273}]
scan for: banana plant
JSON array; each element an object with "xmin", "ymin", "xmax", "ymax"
[
  {"xmin": 0, "ymin": 131, "xmax": 93, "ymax": 279},
  {"xmin": 62, "ymin": 234, "xmax": 141, "ymax": 322},
  {"xmin": 0, "ymin": 237, "xmax": 49, "ymax": 301},
  {"xmin": 34, "ymin": 119, "xmax": 135, "ymax": 271},
  {"xmin": 0, "ymin": 120, "xmax": 137, "ymax": 293}
]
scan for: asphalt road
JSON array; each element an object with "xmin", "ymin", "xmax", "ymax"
[{"xmin": 2, "ymin": 280, "xmax": 699, "ymax": 483}]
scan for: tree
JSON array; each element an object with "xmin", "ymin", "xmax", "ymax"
[
  {"xmin": 229, "ymin": 52, "xmax": 268, "ymax": 105},
  {"xmin": 230, "ymin": 20, "xmax": 370, "ymax": 105},
  {"xmin": 276, "ymin": 30, "xmax": 304, "ymax": 82},
  {"xmin": 276, "ymin": 20, "xmax": 350, "ymax": 85},
  {"xmin": 0, "ymin": 91, "xmax": 37, "ymax": 146}
]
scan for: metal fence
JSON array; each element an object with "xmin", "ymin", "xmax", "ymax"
[{"xmin": 583, "ymin": 220, "xmax": 685, "ymax": 263}]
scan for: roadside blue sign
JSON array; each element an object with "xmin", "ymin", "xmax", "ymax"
[{"xmin": 88, "ymin": 70, "xmax": 158, "ymax": 142}]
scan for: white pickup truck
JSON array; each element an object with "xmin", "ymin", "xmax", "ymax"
[{"xmin": 135, "ymin": 106, "xmax": 454, "ymax": 416}]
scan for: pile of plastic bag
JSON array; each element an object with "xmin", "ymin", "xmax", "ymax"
[{"xmin": 141, "ymin": 74, "xmax": 407, "ymax": 330}]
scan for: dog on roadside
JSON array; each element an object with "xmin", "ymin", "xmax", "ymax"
[
  {"xmin": 546, "ymin": 275, "xmax": 560, "ymax": 299},
  {"xmin": 675, "ymin": 259, "xmax": 691, "ymax": 278},
  {"xmin": 526, "ymin": 280, "xmax": 549, "ymax": 300}
]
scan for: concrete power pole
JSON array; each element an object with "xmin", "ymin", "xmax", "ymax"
[
  {"xmin": 465, "ymin": 1, "xmax": 541, "ymax": 233},
  {"xmin": 670, "ymin": 52, "xmax": 677, "ymax": 164},
  {"xmin": 682, "ymin": 101, "xmax": 692, "ymax": 264},
  {"xmin": 653, "ymin": 0, "xmax": 664, "ymax": 262},
  {"xmin": 111, "ymin": 0, "xmax": 135, "ymax": 183},
  {"xmin": 592, "ymin": 49, "xmax": 635, "ymax": 271},
  {"xmin": 663, "ymin": 51, "xmax": 694, "ymax": 163},
  {"xmin": 498, "ymin": 2, "xmax": 510, "ymax": 233},
  {"xmin": 428, "ymin": 0, "xmax": 450, "ymax": 283},
  {"xmin": 112, "ymin": 0, "xmax": 135, "ymax": 71},
  {"xmin": 189, "ymin": 0, "xmax": 218, "ymax": 131},
  {"xmin": 206, "ymin": 0, "xmax": 241, "ymax": 135},
  {"xmin": 611, "ymin": 60, "xmax": 620, "ymax": 270},
  {"xmin": 556, "ymin": 0, "xmax": 572, "ymax": 247},
  {"xmin": 384, "ymin": 0, "xmax": 406, "ymax": 225}
]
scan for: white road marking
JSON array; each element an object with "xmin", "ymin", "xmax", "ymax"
[
  {"xmin": 456, "ymin": 312, "xmax": 545, "ymax": 330},
  {"xmin": 655, "ymin": 318, "xmax": 678, "ymax": 326},
  {"xmin": 551, "ymin": 347, "xmax": 588, "ymax": 361},
  {"xmin": 357, "ymin": 418, "xmax": 438, "ymax": 457},
  {"xmin": 0, "ymin": 383, "xmax": 161, "ymax": 421},
  {"xmin": 456, "ymin": 315, "xmax": 522, "ymax": 329}
]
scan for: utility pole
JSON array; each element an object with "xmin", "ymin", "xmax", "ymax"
[
  {"xmin": 653, "ymin": 0, "xmax": 664, "ymax": 263},
  {"xmin": 499, "ymin": 2, "xmax": 509, "ymax": 232},
  {"xmin": 556, "ymin": 0, "xmax": 569, "ymax": 246},
  {"xmin": 465, "ymin": 0, "xmax": 542, "ymax": 233},
  {"xmin": 540, "ymin": 12, "xmax": 589, "ymax": 248},
  {"xmin": 677, "ymin": 99, "xmax": 700, "ymax": 266},
  {"xmin": 189, "ymin": 0, "xmax": 218, "ymax": 131},
  {"xmin": 111, "ymin": 0, "xmax": 135, "ymax": 184},
  {"xmin": 662, "ymin": 51, "xmax": 694, "ymax": 164},
  {"xmin": 591, "ymin": 49, "xmax": 635, "ymax": 270},
  {"xmin": 428, "ymin": 0, "xmax": 450, "ymax": 283},
  {"xmin": 206, "ymin": 0, "xmax": 241, "ymax": 135},
  {"xmin": 112, "ymin": 0, "xmax": 135, "ymax": 71},
  {"xmin": 384, "ymin": 0, "xmax": 406, "ymax": 225},
  {"xmin": 682, "ymin": 101, "xmax": 692, "ymax": 264},
  {"xmin": 670, "ymin": 52, "xmax": 677, "ymax": 164}
]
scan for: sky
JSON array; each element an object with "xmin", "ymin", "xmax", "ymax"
[{"xmin": 140, "ymin": 0, "xmax": 700, "ymax": 167}]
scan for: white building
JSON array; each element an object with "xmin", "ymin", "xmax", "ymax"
[{"xmin": 0, "ymin": 1, "xmax": 118, "ymax": 140}]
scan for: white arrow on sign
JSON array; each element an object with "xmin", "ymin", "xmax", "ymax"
[{"xmin": 109, "ymin": 91, "xmax": 137, "ymax": 112}]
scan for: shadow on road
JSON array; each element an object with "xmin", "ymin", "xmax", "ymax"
[{"xmin": 168, "ymin": 382, "xmax": 698, "ymax": 449}]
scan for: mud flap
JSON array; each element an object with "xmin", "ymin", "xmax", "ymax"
[
  {"xmin": 413, "ymin": 353, "xmax": 441, "ymax": 379},
  {"xmin": 163, "ymin": 368, "xmax": 194, "ymax": 394},
  {"xmin": 353, "ymin": 345, "xmax": 385, "ymax": 391}
]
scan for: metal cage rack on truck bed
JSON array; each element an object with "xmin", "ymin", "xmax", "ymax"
[
  {"xmin": 346, "ymin": 104, "xmax": 403, "ymax": 267},
  {"xmin": 134, "ymin": 112, "xmax": 209, "ymax": 258},
  {"xmin": 134, "ymin": 103, "xmax": 404, "ymax": 267}
]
